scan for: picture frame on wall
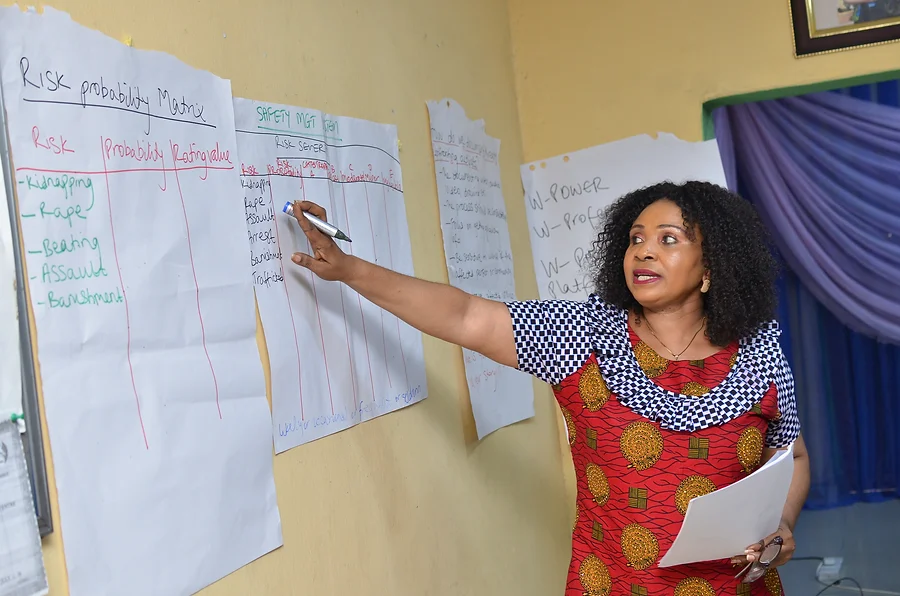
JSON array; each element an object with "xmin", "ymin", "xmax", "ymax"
[{"xmin": 790, "ymin": 0, "xmax": 900, "ymax": 56}]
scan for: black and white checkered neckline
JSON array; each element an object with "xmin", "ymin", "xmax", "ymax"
[{"xmin": 591, "ymin": 298, "xmax": 788, "ymax": 433}]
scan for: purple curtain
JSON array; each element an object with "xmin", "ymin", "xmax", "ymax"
[
  {"xmin": 715, "ymin": 84, "xmax": 900, "ymax": 510},
  {"xmin": 713, "ymin": 93, "xmax": 900, "ymax": 344}
]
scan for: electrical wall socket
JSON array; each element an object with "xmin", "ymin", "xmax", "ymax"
[{"xmin": 816, "ymin": 557, "xmax": 844, "ymax": 583}]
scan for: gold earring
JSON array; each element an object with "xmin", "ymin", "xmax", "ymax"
[{"xmin": 701, "ymin": 278, "xmax": 711, "ymax": 294}]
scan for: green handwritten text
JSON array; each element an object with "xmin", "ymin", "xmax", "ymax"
[
  {"xmin": 22, "ymin": 174, "xmax": 93, "ymax": 201},
  {"xmin": 257, "ymin": 105, "xmax": 291, "ymax": 125},
  {"xmin": 47, "ymin": 287, "xmax": 123, "ymax": 309},
  {"xmin": 41, "ymin": 256, "xmax": 107, "ymax": 284},
  {"xmin": 42, "ymin": 235, "xmax": 100, "ymax": 258}
]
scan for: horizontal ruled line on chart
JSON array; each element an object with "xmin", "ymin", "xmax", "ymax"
[
  {"xmin": 241, "ymin": 172, "xmax": 403, "ymax": 193},
  {"xmin": 257, "ymin": 125, "xmax": 342, "ymax": 142},
  {"xmin": 434, "ymin": 157, "xmax": 476, "ymax": 170},
  {"xmin": 236, "ymin": 128, "xmax": 400, "ymax": 166},
  {"xmin": 22, "ymin": 98, "xmax": 216, "ymax": 129},
  {"xmin": 16, "ymin": 165, "xmax": 233, "ymax": 176}
]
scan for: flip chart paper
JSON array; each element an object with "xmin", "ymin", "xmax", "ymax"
[
  {"xmin": 0, "ymin": 420, "xmax": 49, "ymax": 596},
  {"xmin": 426, "ymin": 98, "xmax": 534, "ymax": 439},
  {"xmin": 658, "ymin": 445, "xmax": 795, "ymax": 567},
  {"xmin": 520, "ymin": 134, "xmax": 727, "ymax": 301},
  {"xmin": 0, "ymin": 151, "xmax": 22, "ymax": 420},
  {"xmin": 0, "ymin": 8, "xmax": 281, "ymax": 595},
  {"xmin": 233, "ymin": 98, "xmax": 427, "ymax": 454}
]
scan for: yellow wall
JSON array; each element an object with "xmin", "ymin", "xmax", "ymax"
[
  {"xmin": 508, "ymin": 0, "xmax": 900, "ymax": 160},
  {"xmin": 13, "ymin": 1, "xmax": 572, "ymax": 594},
  {"xmin": 19, "ymin": 1, "xmax": 900, "ymax": 594}
]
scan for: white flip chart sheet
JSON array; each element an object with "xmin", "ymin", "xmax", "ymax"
[
  {"xmin": 659, "ymin": 445, "xmax": 795, "ymax": 567},
  {"xmin": 426, "ymin": 98, "xmax": 534, "ymax": 439},
  {"xmin": 0, "ymin": 420, "xmax": 48, "ymax": 596},
  {"xmin": 520, "ymin": 134, "xmax": 727, "ymax": 301},
  {"xmin": 233, "ymin": 98, "xmax": 427, "ymax": 454},
  {"xmin": 0, "ymin": 8, "xmax": 281, "ymax": 596},
  {"xmin": 0, "ymin": 154, "xmax": 22, "ymax": 420}
]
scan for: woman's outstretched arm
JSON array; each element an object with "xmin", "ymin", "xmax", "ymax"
[{"xmin": 288, "ymin": 200, "xmax": 518, "ymax": 368}]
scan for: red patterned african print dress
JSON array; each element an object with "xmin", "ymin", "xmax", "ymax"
[{"xmin": 556, "ymin": 326, "xmax": 785, "ymax": 596}]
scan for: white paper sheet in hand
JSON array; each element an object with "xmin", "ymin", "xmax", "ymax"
[
  {"xmin": 520, "ymin": 134, "xmax": 727, "ymax": 302},
  {"xmin": 233, "ymin": 98, "xmax": 427, "ymax": 453},
  {"xmin": 658, "ymin": 444, "xmax": 795, "ymax": 568},
  {"xmin": 426, "ymin": 98, "xmax": 534, "ymax": 439},
  {"xmin": 0, "ymin": 8, "xmax": 281, "ymax": 596}
]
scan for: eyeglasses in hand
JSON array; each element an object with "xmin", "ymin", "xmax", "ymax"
[{"xmin": 734, "ymin": 536, "xmax": 783, "ymax": 583}]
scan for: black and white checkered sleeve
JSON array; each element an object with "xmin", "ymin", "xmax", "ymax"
[
  {"xmin": 504, "ymin": 299, "xmax": 597, "ymax": 386},
  {"xmin": 766, "ymin": 348, "xmax": 801, "ymax": 448}
]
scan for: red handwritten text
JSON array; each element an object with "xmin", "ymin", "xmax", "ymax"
[
  {"xmin": 171, "ymin": 141, "xmax": 232, "ymax": 180},
  {"xmin": 32, "ymin": 126, "xmax": 74, "ymax": 156}
]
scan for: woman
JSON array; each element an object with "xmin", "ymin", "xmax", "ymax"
[{"xmin": 289, "ymin": 180, "xmax": 810, "ymax": 595}]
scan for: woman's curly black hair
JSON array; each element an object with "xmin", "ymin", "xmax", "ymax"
[{"xmin": 590, "ymin": 181, "xmax": 778, "ymax": 346}]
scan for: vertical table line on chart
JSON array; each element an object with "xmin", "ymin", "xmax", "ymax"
[
  {"xmin": 363, "ymin": 182, "xmax": 392, "ymax": 389},
  {"xmin": 341, "ymin": 183, "xmax": 376, "ymax": 400},
  {"xmin": 322, "ymin": 171, "xmax": 358, "ymax": 410},
  {"xmin": 298, "ymin": 170, "xmax": 335, "ymax": 414},
  {"xmin": 381, "ymin": 184, "xmax": 409, "ymax": 388},
  {"xmin": 158, "ymin": 155, "xmax": 168, "ymax": 192},
  {"xmin": 100, "ymin": 136, "xmax": 149, "ymax": 450},
  {"xmin": 169, "ymin": 140, "xmax": 221, "ymax": 419},
  {"xmin": 266, "ymin": 175, "xmax": 305, "ymax": 420}
]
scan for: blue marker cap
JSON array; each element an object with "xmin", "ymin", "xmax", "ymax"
[{"xmin": 282, "ymin": 201, "xmax": 293, "ymax": 215}]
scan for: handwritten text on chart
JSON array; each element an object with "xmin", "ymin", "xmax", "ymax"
[
  {"xmin": 277, "ymin": 385, "xmax": 422, "ymax": 438},
  {"xmin": 431, "ymin": 126, "xmax": 498, "ymax": 164},
  {"xmin": 256, "ymin": 105, "xmax": 340, "ymax": 140},
  {"xmin": 234, "ymin": 97, "xmax": 427, "ymax": 453},
  {"xmin": 17, "ymin": 130, "xmax": 237, "ymax": 450},
  {"xmin": 436, "ymin": 140, "xmax": 514, "ymax": 323},
  {"xmin": 17, "ymin": 171, "xmax": 116, "ymax": 309},
  {"xmin": 432, "ymin": 151, "xmax": 513, "ymax": 298},
  {"xmin": 19, "ymin": 55, "xmax": 212, "ymax": 134},
  {"xmin": 238, "ymin": 135, "xmax": 406, "ymax": 293},
  {"xmin": 244, "ymin": 158, "xmax": 403, "ymax": 192},
  {"xmin": 427, "ymin": 98, "xmax": 535, "ymax": 439},
  {"xmin": 523, "ymin": 171, "xmax": 612, "ymax": 299}
]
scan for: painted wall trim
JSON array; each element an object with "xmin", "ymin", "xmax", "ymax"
[{"xmin": 701, "ymin": 68, "xmax": 900, "ymax": 140}]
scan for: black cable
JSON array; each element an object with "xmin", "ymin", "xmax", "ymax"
[
  {"xmin": 788, "ymin": 555, "xmax": 865, "ymax": 596},
  {"xmin": 814, "ymin": 576, "xmax": 864, "ymax": 596}
]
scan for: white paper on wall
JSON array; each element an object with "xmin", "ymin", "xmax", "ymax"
[
  {"xmin": 0, "ymin": 8, "xmax": 281, "ymax": 596},
  {"xmin": 233, "ymin": 98, "xmax": 427, "ymax": 454},
  {"xmin": 427, "ymin": 98, "xmax": 534, "ymax": 439}
]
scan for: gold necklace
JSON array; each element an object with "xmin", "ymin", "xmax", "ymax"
[{"xmin": 643, "ymin": 316, "xmax": 707, "ymax": 361}]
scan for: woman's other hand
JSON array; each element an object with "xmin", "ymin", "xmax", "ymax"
[{"xmin": 730, "ymin": 523, "xmax": 795, "ymax": 569}]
